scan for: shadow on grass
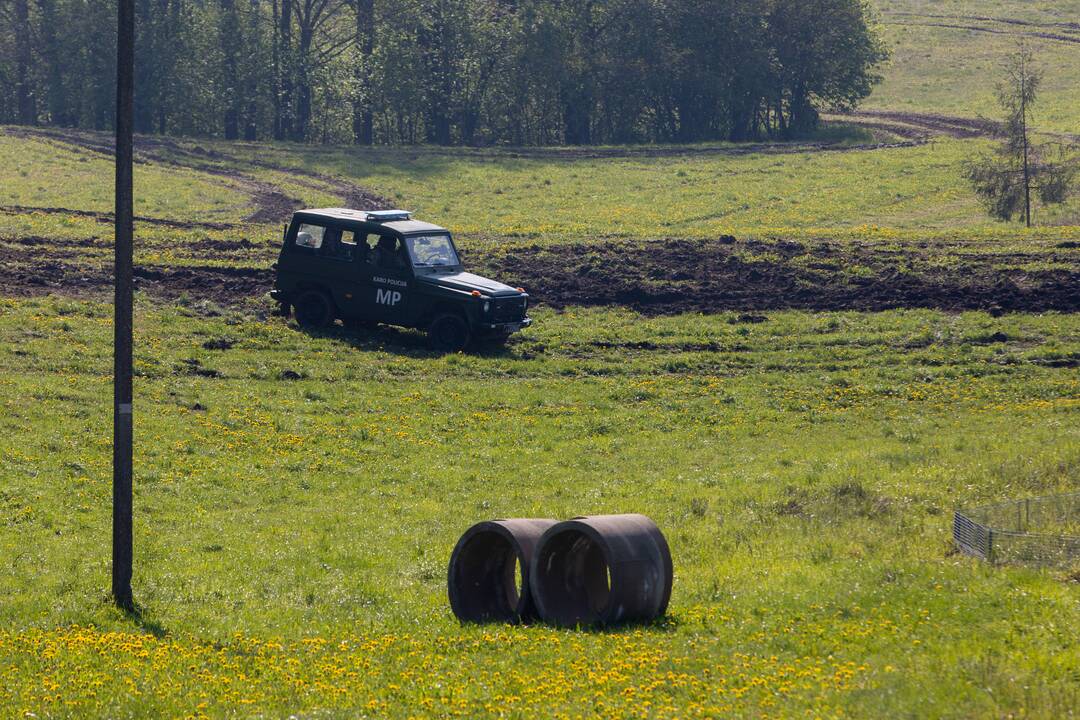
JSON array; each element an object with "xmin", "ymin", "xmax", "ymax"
[
  {"xmin": 117, "ymin": 601, "xmax": 168, "ymax": 639},
  {"xmin": 460, "ymin": 615, "xmax": 680, "ymax": 635},
  {"xmin": 294, "ymin": 320, "xmax": 520, "ymax": 360},
  {"xmin": 566, "ymin": 615, "xmax": 681, "ymax": 635}
]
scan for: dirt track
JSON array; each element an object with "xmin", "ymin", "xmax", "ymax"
[
  {"xmin": 832, "ymin": 110, "xmax": 1002, "ymax": 141},
  {"xmin": 3, "ymin": 127, "xmax": 391, "ymax": 224},
  {"xmin": 885, "ymin": 11, "xmax": 1080, "ymax": 45},
  {"xmin": 3, "ymin": 237, "xmax": 1076, "ymax": 315},
  {"xmin": 3, "ymin": 122, "xmax": 1076, "ymax": 315}
]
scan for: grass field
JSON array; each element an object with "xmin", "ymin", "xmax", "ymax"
[
  {"xmin": 4, "ymin": 130, "xmax": 1080, "ymax": 247},
  {"xmin": 871, "ymin": 0, "xmax": 1080, "ymax": 132},
  {"xmin": 1, "ymin": 0, "xmax": 1079, "ymax": 717},
  {"xmin": 1, "ymin": 299, "xmax": 1078, "ymax": 717}
]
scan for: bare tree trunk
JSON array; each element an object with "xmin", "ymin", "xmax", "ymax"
[
  {"xmin": 352, "ymin": 0, "xmax": 374, "ymax": 144},
  {"xmin": 161, "ymin": 0, "xmax": 182, "ymax": 135},
  {"xmin": 14, "ymin": 0, "xmax": 37, "ymax": 124},
  {"xmin": 272, "ymin": 0, "xmax": 281, "ymax": 139},
  {"xmin": 37, "ymin": 0, "xmax": 66, "ymax": 125},
  {"xmin": 133, "ymin": 0, "xmax": 156, "ymax": 133},
  {"xmin": 221, "ymin": 0, "xmax": 241, "ymax": 139},
  {"xmin": 563, "ymin": 93, "xmax": 591, "ymax": 145},
  {"xmin": 292, "ymin": 0, "xmax": 316, "ymax": 142},
  {"xmin": 244, "ymin": 0, "xmax": 260, "ymax": 140},
  {"xmin": 1020, "ymin": 55, "xmax": 1032, "ymax": 228},
  {"xmin": 294, "ymin": 19, "xmax": 313, "ymax": 141},
  {"xmin": 276, "ymin": 0, "xmax": 294, "ymax": 140},
  {"xmin": 418, "ymin": 8, "xmax": 454, "ymax": 146}
]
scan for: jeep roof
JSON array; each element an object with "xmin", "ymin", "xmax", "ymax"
[{"xmin": 291, "ymin": 208, "xmax": 446, "ymax": 236}]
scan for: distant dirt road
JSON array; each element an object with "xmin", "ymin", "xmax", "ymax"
[
  {"xmin": 3, "ymin": 126, "xmax": 391, "ymax": 224},
  {"xmin": 885, "ymin": 11, "xmax": 1080, "ymax": 45},
  {"xmin": 826, "ymin": 110, "xmax": 1002, "ymax": 140}
]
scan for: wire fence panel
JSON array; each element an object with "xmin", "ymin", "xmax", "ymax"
[{"xmin": 954, "ymin": 491, "xmax": 1080, "ymax": 568}]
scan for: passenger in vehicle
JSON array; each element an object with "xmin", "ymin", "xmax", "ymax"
[
  {"xmin": 355, "ymin": 236, "xmax": 370, "ymax": 263},
  {"xmin": 320, "ymin": 229, "xmax": 343, "ymax": 259}
]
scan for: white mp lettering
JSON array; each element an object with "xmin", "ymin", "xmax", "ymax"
[{"xmin": 376, "ymin": 289, "xmax": 403, "ymax": 306}]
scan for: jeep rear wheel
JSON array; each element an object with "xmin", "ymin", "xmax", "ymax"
[
  {"xmin": 429, "ymin": 313, "xmax": 471, "ymax": 352},
  {"xmin": 294, "ymin": 290, "xmax": 334, "ymax": 328}
]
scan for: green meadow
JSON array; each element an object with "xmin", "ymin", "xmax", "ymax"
[
  {"xmin": 1, "ymin": 299, "xmax": 1078, "ymax": 717},
  {"xmin": 1, "ymin": 0, "xmax": 1079, "ymax": 716},
  {"xmin": 870, "ymin": 0, "xmax": 1080, "ymax": 132}
]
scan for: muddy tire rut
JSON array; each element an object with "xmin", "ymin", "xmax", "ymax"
[
  {"xmin": 3, "ymin": 237, "xmax": 1076, "ymax": 315},
  {"xmin": 476, "ymin": 239, "xmax": 1080, "ymax": 314}
]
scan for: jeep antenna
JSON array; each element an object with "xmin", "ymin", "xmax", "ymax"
[{"xmin": 112, "ymin": 0, "xmax": 135, "ymax": 611}]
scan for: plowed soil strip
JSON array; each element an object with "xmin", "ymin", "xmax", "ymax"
[
  {"xmin": 3, "ymin": 238, "xmax": 1077, "ymax": 314},
  {"xmin": 479, "ymin": 239, "xmax": 1079, "ymax": 314}
]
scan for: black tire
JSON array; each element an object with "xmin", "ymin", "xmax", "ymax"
[
  {"xmin": 429, "ymin": 312, "xmax": 471, "ymax": 352},
  {"xmin": 294, "ymin": 290, "xmax": 334, "ymax": 328}
]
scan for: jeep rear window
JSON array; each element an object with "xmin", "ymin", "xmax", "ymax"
[
  {"xmin": 406, "ymin": 234, "xmax": 459, "ymax": 267},
  {"xmin": 295, "ymin": 223, "xmax": 325, "ymax": 249}
]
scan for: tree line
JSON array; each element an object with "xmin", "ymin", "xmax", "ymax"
[{"xmin": 0, "ymin": 0, "xmax": 887, "ymax": 145}]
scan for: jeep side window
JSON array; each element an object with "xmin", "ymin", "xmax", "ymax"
[
  {"xmin": 295, "ymin": 223, "xmax": 325, "ymax": 250},
  {"xmin": 371, "ymin": 234, "xmax": 408, "ymax": 271},
  {"xmin": 341, "ymin": 231, "xmax": 363, "ymax": 263},
  {"xmin": 318, "ymin": 228, "xmax": 357, "ymax": 262}
]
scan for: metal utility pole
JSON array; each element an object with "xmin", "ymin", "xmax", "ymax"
[{"xmin": 113, "ymin": 0, "xmax": 135, "ymax": 611}]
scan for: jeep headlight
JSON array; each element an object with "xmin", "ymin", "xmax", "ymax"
[{"xmin": 482, "ymin": 301, "xmax": 490, "ymax": 314}]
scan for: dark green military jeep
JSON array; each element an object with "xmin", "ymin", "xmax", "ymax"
[{"xmin": 270, "ymin": 208, "xmax": 531, "ymax": 351}]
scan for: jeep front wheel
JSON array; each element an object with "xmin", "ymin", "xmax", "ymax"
[
  {"xmin": 294, "ymin": 290, "xmax": 334, "ymax": 328},
  {"xmin": 429, "ymin": 313, "xmax": 471, "ymax": 352}
]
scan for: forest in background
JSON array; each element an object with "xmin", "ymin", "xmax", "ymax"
[{"xmin": 0, "ymin": 0, "xmax": 886, "ymax": 145}]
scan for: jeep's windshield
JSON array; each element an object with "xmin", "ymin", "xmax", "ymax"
[{"xmin": 405, "ymin": 234, "xmax": 460, "ymax": 268}]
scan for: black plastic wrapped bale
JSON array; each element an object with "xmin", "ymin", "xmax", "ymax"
[
  {"xmin": 447, "ymin": 519, "xmax": 557, "ymax": 623},
  {"xmin": 530, "ymin": 514, "xmax": 673, "ymax": 627}
]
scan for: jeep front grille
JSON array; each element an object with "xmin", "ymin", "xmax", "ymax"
[{"xmin": 492, "ymin": 296, "xmax": 527, "ymax": 322}]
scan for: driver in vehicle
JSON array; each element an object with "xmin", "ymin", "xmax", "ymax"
[{"xmin": 373, "ymin": 235, "xmax": 406, "ymax": 270}]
